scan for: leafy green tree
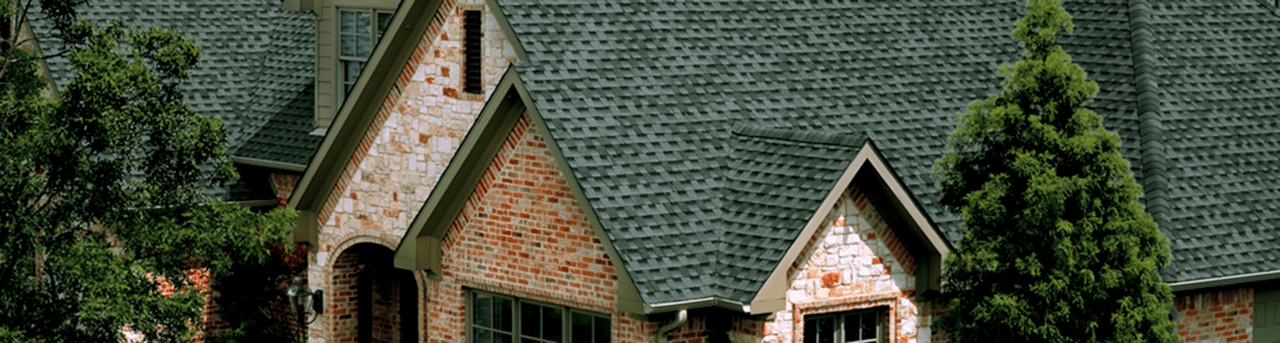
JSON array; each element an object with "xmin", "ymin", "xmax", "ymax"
[
  {"xmin": 0, "ymin": 0, "xmax": 297, "ymax": 341},
  {"xmin": 931, "ymin": 0, "xmax": 1177, "ymax": 341}
]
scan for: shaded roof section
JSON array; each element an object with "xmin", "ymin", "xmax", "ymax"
[
  {"xmin": 1146, "ymin": 0, "xmax": 1280, "ymax": 283},
  {"xmin": 27, "ymin": 0, "xmax": 320, "ymax": 199},
  {"xmin": 718, "ymin": 124, "xmax": 866, "ymax": 301},
  {"xmin": 499, "ymin": 0, "xmax": 1024, "ymax": 303},
  {"xmin": 495, "ymin": 0, "xmax": 1280, "ymax": 303}
]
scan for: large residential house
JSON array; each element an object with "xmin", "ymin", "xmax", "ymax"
[{"xmin": 28, "ymin": 0, "xmax": 1280, "ymax": 342}]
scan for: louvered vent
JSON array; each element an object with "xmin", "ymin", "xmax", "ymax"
[{"xmin": 464, "ymin": 10, "xmax": 483, "ymax": 94}]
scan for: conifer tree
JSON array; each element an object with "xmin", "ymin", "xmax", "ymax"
[{"xmin": 932, "ymin": 0, "xmax": 1177, "ymax": 341}]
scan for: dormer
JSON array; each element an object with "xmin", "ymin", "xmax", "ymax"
[{"xmin": 284, "ymin": 0, "xmax": 399, "ymax": 134}]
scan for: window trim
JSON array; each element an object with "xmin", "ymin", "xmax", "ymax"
[
  {"xmin": 466, "ymin": 289, "xmax": 612, "ymax": 343},
  {"xmin": 802, "ymin": 308, "xmax": 883, "ymax": 343}
]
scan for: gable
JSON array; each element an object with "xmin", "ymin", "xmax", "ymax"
[
  {"xmin": 760, "ymin": 185, "xmax": 929, "ymax": 343},
  {"xmin": 290, "ymin": 0, "xmax": 519, "ymax": 247}
]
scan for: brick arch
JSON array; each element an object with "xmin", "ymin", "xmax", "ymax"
[
  {"xmin": 328, "ymin": 242, "xmax": 421, "ymax": 343},
  {"xmin": 326, "ymin": 234, "xmax": 398, "ymax": 268}
]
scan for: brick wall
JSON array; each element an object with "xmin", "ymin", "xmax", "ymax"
[
  {"xmin": 659, "ymin": 314, "xmax": 767, "ymax": 343},
  {"xmin": 305, "ymin": 0, "xmax": 517, "ymax": 341},
  {"xmin": 1175, "ymin": 287, "xmax": 1252, "ymax": 343},
  {"xmin": 426, "ymin": 114, "xmax": 649, "ymax": 343},
  {"xmin": 271, "ymin": 173, "xmax": 302, "ymax": 207},
  {"xmin": 764, "ymin": 186, "xmax": 928, "ymax": 343}
]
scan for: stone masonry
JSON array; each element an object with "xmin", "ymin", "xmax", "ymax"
[
  {"xmin": 304, "ymin": 0, "xmax": 518, "ymax": 341},
  {"xmin": 763, "ymin": 185, "xmax": 928, "ymax": 343}
]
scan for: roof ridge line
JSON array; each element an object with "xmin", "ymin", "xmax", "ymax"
[
  {"xmin": 729, "ymin": 122, "xmax": 866, "ymax": 148},
  {"xmin": 1126, "ymin": 0, "xmax": 1169, "ymax": 233}
]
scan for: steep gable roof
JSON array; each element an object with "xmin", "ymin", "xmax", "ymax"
[
  {"xmin": 27, "ymin": 0, "xmax": 321, "ymax": 198},
  {"xmin": 488, "ymin": 0, "xmax": 1280, "ymax": 302},
  {"xmin": 717, "ymin": 125, "xmax": 869, "ymax": 302},
  {"xmin": 494, "ymin": 0, "xmax": 1014, "ymax": 305}
]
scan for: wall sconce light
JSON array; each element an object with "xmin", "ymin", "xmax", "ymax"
[{"xmin": 286, "ymin": 276, "xmax": 323, "ymax": 341}]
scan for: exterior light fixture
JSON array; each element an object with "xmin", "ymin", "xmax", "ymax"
[{"xmin": 286, "ymin": 276, "xmax": 323, "ymax": 341}]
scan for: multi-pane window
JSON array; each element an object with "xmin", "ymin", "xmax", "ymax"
[
  {"xmin": 469, "ymin": 291, "xmax": 611, "ymax": 343},
  {"xmin": 339, "ymin": 9, "xmax": 394, "ymax": 95},
  {"xmin": 803, "ymin": 309, "xmax": 881, "ymax": 343}
]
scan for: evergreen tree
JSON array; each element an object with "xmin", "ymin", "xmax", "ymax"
[
  {"xmin": 932, "ymin": 0, "xmax": 1177, "ymax": 341},
  {"xmin": 0, "ymin": 0, "xmax": 297, "ymax": 341}
]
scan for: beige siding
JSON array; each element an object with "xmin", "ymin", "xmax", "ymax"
[{"xmin": 313, "ymin": 0, "xmax": 399, "ymax": 131}]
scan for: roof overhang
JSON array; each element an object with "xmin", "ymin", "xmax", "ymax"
[
  {"xmin": 392, "ymin": 67, "xmax": 648, "ymax": 315},
  {"xmin": 287, "ymin": 0, "xmax": 443, "ymax": 246},
  {"xmin": 1168, "ymin": 269, "xmax": 1280, "ymax": 293},
  {"xmin": 744, "ymin": 141, "xmax": 953, "ymax": 315}
]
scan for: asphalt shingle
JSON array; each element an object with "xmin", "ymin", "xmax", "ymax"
[
  {"xmin": 1147, "ymin": 0, "xmax": 1280, "ymax": 283},
  {"xmin": 500, "ymin": 0, "xmax": 1022, "ymax": 303},
  {"xmin": 28, "ymin": 0, "xmax": 320, "ymax": 199},
  {"xmin": 498, "ymin": 0, "xmax": 1280, "ymax": 303}
]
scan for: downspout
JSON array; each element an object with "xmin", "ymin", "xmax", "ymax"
[{"xmin": 655, "ymin": 309, "xmax": 688, "ymax": 343}]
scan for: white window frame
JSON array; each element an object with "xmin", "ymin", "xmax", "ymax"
[{"xmin": 467, "ymin": 290, "xmax": 611, "ymax": 343}]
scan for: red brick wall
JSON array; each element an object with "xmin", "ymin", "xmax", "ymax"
[
  {"xmin": 425, "ymin": 113, "xmax": 650, "ymax": 342},
  {"xmin": 270, "ymin": 173, "xmax": 302, "ymax": 207},
  {"xmin": 1175, "ymin": 287, "xmax": 1252, "ymax": 343}
]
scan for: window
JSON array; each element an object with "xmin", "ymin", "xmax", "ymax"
[
  {"xmin": 469, "ymin": 291, "xmax": 611, "ymax": 343},
  {"xmin": 463, "ymin": 10, "xmax": 483, "ymax": 94},
  {"xmin": 803, "ymin": 309, "xmax": 881, "ymax": 343},
  {"xmin": 339, "ymin": 8, "xmax": 394, "ymax": 96}
]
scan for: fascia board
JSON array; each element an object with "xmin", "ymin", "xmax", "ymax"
[
  {"xmin": 1169, "ymin": 270, "xmax": 1280, "ymax": 293},
  {"xmin": 862, "ymin": 143, "xmax": 953, "ymax": 258},
  {"xmin": 230, "ymin": 156, "xmax": 307, "ymax": 172},
  {"xmin": 484, "ymin": 0, "xmax": 528, "ymax": 62},
  {"xmin": 748, "ymin": 142, "xmax": 952, "ymax": 314},
  {"xmin": 287, "ymin": 0, "xmax": 443, "ymax": 220}
]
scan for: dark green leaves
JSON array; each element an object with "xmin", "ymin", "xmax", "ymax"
[
  {"xmin": 932, "ymin": 1, "xmax": 1177, "ymax": 342},
  {"xmin": 0, "ymin": 1, "xmax": 295, "ymax": 341}
]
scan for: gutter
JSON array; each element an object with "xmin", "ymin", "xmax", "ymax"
[
  {"xmin": 231, "ymin": 156, "xmax": 308, "ymax": 172},
  {"xmin": 1168, "ymin": 270, "xmax": 1280, "ymax": 293},
  {"xmin": 230, "ymin": 199, "xmax": 281, "ymax": 208},
  {"xmin": 655, "ymin": 309, "xmax": 687, "ymax": 343},
  {"xmin": 643, "ymin": 297, "xmax": 751, "ymax": 315}
]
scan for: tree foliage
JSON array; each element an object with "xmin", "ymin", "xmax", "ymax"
[
  {"xmin": 0, "ymin": 0, "xmax": 297, "ymax": 341},
  {"xmin": 932, "ymin": 0, "xmax": 1177, "ymax": 341}
]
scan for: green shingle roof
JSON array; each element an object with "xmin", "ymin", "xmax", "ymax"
[
  {"xmin": 499, "ymin": 0, "xmax": 1021, "ymax": 303},
  {"xmin": 28, "ymin": 0, "xmax": 321, "ymax": 200},
  {"xmin": 718, "ymin": 124, "xmax": 866, "ymax": 301},
  {"xmin": 1147, "ymin": 0, "xmax": 1280, "ymax": 283},
  {"xmin": 497, "ymin": 0, "xmax": 1280, "ymax": 303}
]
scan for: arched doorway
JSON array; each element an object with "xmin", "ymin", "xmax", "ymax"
[{"xmin": 330, "ymin": 243, "xmax": 418, "ymax": 343}]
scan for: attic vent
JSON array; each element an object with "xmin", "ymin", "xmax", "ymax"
[{"xmin": 463, "ymin": 10, "xmax": 483, "ymax": 94}]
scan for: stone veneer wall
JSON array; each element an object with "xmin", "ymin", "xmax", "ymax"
[
  {"xmin": 763, "ymin": 186, "xmax": 928, "ymax": 343},
  {"xmin": 427, "ymin": 114, "xmax": 650, "ymax": 343},
  {"xmin": 1175, "ymin": 287, "xmax": 1252, "ymax": 343},
  {"xmin": 304, "ymin": 0, "xmax": 517, "ymax": 341}
]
